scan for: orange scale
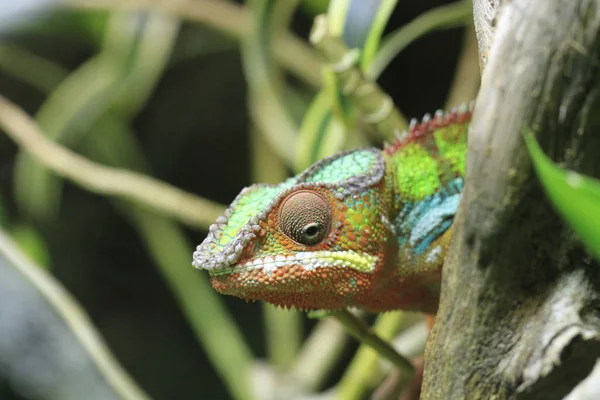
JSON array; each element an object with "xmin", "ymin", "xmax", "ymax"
[
  {"xmin": 339, "ymin": 224, "xmax": 351, "ymax": 233},
  {"xmin": 358, "ymin": 238, "xmax": 369, "ymax": 248}
]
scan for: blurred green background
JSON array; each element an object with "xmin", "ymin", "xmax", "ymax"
[{"xmin": 0, "ymin": 1, "xmax": 477, "ymax": 399}]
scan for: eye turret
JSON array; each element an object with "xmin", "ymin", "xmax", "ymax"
[{"xmin": 278, "ymin": 191, "xmax": 331, "ymax": 245}]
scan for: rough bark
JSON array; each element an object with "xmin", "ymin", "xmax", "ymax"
[
  {"xmin": 422, "ymin": 0, "xmax": 600, "ymax": 399},
  {"xmin": 472, "ymin": 0, "xmax": 499, "ymax": 68}
]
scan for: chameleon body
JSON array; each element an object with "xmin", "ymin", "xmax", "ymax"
[{"xmin": 192, "ymin": 108, "xmax": 471, "ymax": 313}]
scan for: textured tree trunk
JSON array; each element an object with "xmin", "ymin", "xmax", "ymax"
[{"xmin": 421, "ymin": 0, "xmax": 600, "ymax": 399}]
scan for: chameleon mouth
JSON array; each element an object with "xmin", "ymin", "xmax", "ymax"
[{"xmin": 206, "ymin": 250, "xmax": 378, "ymax": 276}]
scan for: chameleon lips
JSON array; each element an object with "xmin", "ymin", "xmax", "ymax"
[{"xmin": 206, "ymin": 250, "xmax": 378, "ymax": 277}]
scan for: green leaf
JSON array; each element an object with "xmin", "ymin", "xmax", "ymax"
[
  {"xmin": 327, "ymin": 0, "xmax": 352, "ymax": 37},
  {"xmin": 360, "ymin": 0, "xmax": 398, "ymax": 69},
  {"xmin": 524, "ymin": 130, "xmax": 600, "ymax": 261}
]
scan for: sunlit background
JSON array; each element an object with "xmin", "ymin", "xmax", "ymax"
[{"xmin": 0, "ymin": 1, "xmax": 477, "ymax": 399}]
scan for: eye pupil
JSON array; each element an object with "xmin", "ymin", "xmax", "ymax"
[{"xmin": 303, "ymin": 223, "xmax": 320, "ymax": 237}]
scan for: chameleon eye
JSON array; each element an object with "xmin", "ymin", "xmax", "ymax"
[{"xmin": 279, "ymin": 191, "xmax": 331, "ymax": 245}]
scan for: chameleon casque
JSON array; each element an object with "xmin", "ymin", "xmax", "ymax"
[{"xmin": 192, "ymin": 107, "xmax": 471, "ymax": 314}]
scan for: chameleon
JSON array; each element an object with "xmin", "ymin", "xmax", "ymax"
[{"xmin": 192, "ymin": 106, "xmax": 471, "ymax": 314}]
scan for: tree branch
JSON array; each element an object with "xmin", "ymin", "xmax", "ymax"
[{"xmin": 422, "ymin": 0, "xmax": 600, "ymax": 398}]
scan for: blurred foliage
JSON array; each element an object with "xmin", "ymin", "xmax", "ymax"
[
  {"xmin": 9, "ymin": 223, "xmax": 51, "ymax": 268},
  {"xmin": 22, "ymin": 9, "xmax": 108, "ymax": 47},
  {"xmin": 0, "ymin": 194, "xmax": 51, "ymax": 269},
  {"xmin": 0, "ymin": 228, "xmax": 149, "ymax": 400},
  {"xmin": 300, "ymin": 0, "xmax": 330, "ymax": 16},
  {"xmin": 0, "ymin": 195, "xmax": 6, "ymax": 227},
  {"xmin": 0, "ymin": 1, "xmax": 481, "ymax": 399},
  {"xmin": 525, "ymin": 131, "xmax": 600, "ymax": 262}
]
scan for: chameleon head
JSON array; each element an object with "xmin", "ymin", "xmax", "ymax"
[{"xmin": 192, "ymin": 148, "xmax": 399, "ymax": 310}]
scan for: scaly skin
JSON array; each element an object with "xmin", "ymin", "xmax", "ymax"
[{"xmin": 192, "ymin": 107, "xmax": 471, "ymax": 313}]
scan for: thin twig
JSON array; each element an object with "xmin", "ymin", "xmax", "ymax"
[
  {"xmin": 334, "ymin": 310, "xmax": 412, "ymax": 400},
  {"xmin": 0, "ymin": 95, "xmax": 225, "ymax": 230},
  {"xmin": 372, "ymin": 322, "xmax": 429, "ymax": 400},
  {"xmin": 61, "ymin": 0, "xmax": 322, "ymax": 88},
  {"xmin": 332, "ymin": 310, "xmax": 414, "ymax": 377}
]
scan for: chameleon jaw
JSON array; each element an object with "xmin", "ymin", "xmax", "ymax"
[
  {"xmin": 206, "ymin": 250, "xmax": 378, "ymax": 277},
  {"xmin": 207, "ymin": 250, "xmax": 385, "ymax": 311}
]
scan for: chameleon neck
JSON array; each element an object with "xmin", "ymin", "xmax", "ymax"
[{"xmin": 384, "ymin": 110, "xmax": 470, "ymax": 283}]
